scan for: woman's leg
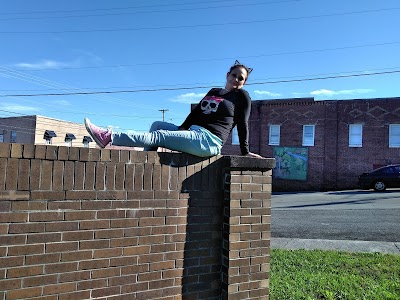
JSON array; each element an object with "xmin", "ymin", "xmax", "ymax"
[
  {"xmin": 149, "ymin": 121, "xmax": 179, "ymax": 132},
  {"xmin": 112, "ymin": 126, "xmax": 221, "ymax": 157},
  {"xmin": 84, "ymin": 118, "xmax": 222, "ymax": 157},
  {"xmin": 144, "ymin": 121, "xmax": 179, "ymax": 151}
]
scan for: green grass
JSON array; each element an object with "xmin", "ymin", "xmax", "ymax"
[{"xmin": 270, "ymin": 249, "xmax": 400, "ymax": 300}]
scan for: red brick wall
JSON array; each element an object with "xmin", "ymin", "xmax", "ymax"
[
  {"xmin": 335, "ymin": 98, "xmax": 400, "ymax": 189},
  {"xmin": 0, "ymin": 143, "xmax": 274, "ymax": 300},
  {"xmin": 223, "ymin": 97, "xmax": 400, "ymax": 191}
]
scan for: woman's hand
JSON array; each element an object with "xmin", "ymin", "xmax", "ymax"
[{"xmin": 245, "ymin": 152, "xmax": 265, "ymax": 159}]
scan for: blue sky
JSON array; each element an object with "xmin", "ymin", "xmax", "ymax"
[{"xmin": 1, "ymin": 0, "xmax": 399, "ymax": 132}]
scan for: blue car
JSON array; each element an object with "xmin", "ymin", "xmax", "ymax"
[{"xmin": 358, "ymin": 164, "xmax": 400, "ymax": 191}]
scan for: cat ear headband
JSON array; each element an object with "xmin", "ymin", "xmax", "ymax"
[{"xmin": 234, "ymin": 60, "xmax": 253, "ymax": 74}]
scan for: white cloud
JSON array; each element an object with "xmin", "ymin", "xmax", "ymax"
[
  {"xmin": 14, "ymin": 51, "xmax": 104, "ymax": 70},
  {"xmin": 1, "ymin": 104, "xmax": 40, "ymax": 112},
  {"xmin": 72, "ymin": 49, "xmax": 103, "ymax": 65},
  {"xmin": 54, "ymin": 100, "xmax": 71, "ymax": 106},
  {"xmin": 310, "ymin": 89, "xmax": 375, "ymax": 96},
  {"xmin": 254, "ymin": 90, "xmax": 281, "ymax": 97},
  {"xmin": 291, "ymin": 92, "xmax": 308, "ymax": 96},
  {"xmin": 170, "ymin": 92, "xmax": 206, "ymax": 104},
  {"xmin": 14, "ymin": 59, "xmax": 75, "ymax": 70}
]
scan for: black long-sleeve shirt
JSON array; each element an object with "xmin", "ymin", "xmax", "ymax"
[{"xmin": 180, "ymin": 88, "xmax": 251, "ymax": 155}]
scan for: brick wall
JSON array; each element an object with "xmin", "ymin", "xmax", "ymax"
[
  {"xmin": 0, "ymin": 143, "xmax": 274, "ymax": 300},
  {"xmin": 335, "ymin": 98, "xmax": 400, "ymax": 189},
  {"xmin": 223, "ymin": 97, "xmax": 400, "ymax": 191}
]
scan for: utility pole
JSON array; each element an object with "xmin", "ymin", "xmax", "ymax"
[{"xmin": 159, "ymin": 109, "xmax": 169, "ymax": 122}]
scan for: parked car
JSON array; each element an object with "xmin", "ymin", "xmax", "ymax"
[{"xmin": 358, "ymin": 164, "xmax": 400, "ymax": 191}]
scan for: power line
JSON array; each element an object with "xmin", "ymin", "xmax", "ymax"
[
  {"xmin": 0, "ymin": 66, "xmax": 161, "ymax": 112},
  {"xmin": 0, "ymin": 0, "xmax": 300, "ymax": 21},
  {"xmin": 1, "ymin": 7, "xmax": 399, "ymax": 34},
  {"xmin": 12, "ymin": 41, "xmax": 400, "ymax": 72},
  {"xmin": 2, "ymin": 69, "xmax": 399, "ymax": 98},
  {"xmin": 0, "ymin": 108, "xmax": 159, "ymax": 120},
  {"xmin": 0, "ymin": 64, "xmax": 186, "ymax": 124},
  {"xmin": 0, "ymin": 0, "xmax": 275, "ymax": 16},
  {"xmin": 3, "ymin": 66, "xmax": 399, "ymax": 93}
]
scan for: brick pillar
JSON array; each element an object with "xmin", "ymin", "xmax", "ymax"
[{"xmin": 221, "ymin": 157, "xmax": 274, "ymax": 300}]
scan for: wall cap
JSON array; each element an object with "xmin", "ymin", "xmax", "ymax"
[{"xmin": 222, "ymin": 155, "xmax": 275, "ymax": 171}]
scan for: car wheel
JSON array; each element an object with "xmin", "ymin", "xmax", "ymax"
[{"xmin": 373, "ymin": 180, "xmax": 386, "ymax": 191}]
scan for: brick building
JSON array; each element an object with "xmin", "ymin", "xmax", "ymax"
[
  {"xmin": 0, "ymin": 115, "xmax": 95, "ymax": 148},
  {"xmin": 223, "ymin": 97, "xmax": 400, "ymax": 191}
]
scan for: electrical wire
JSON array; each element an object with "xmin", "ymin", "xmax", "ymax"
[
  {"xmin": 1, "ymin": 7, "xmax": 399, "ymax": 34},
  {"xmin": 0, "ymin": 0, "xmax": 282, "ymax": 16},
  {"xmin": 2, "ymin": 69, "xmax": 399, "ymax": 97},
  {"xmin": 2, "ymin": 66, "xmax": 399, "ymax": 135},
  {"xmin": 2, "ymin": 66, "xmax": 399, "ymax": 93},
  {"xmin": 0, "ymin": 66, "xmax": 163, "ymax": 112},
  {"xmin": 2, "ymin": 66, "xmax": 398, "ymax": 134},
  {"xmin": 0, "ymin": 0, "xmax": 300, "ymax": 21},
  {"xmin": 12, "ymin": 41, "xmax": 400, "ymax": 72},
  {"xmin": 0, "ymin": 64, "xmax": 188, "ymax": 125}
]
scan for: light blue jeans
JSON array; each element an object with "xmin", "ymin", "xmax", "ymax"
[{"xmin": 111, "ymin": 121, "xmax": 222, "ymax": 157}]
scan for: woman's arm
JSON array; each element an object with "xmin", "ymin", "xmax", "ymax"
[
  {"xmin": 236, "ymin": 90, "xmax": 264, "ymax": 158},
  {"xmin": 235, "ymin": 90, "xmax": 251, "ymax": 155}
]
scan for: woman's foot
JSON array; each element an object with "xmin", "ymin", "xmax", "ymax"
[{"xmin": 84, "ymin": 118, "xmax": 112, "ymax": 148}]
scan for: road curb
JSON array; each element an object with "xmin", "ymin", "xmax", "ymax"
[{"xmin": 271, "ymin": 238, "xmax": 400, "ymax": 254}]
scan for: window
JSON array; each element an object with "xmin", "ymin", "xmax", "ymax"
[
  {"xmin": 376, "ymin": 166, "xmax": 395, "ymax": 175},
  {"xmin": 10, "ymin": 131, "xmax": 17, "ymax": 143},
  {"xmin": 83, "ymin": 136, "xmax": 93, "ymax": 148},
  {"xmin": 231, "ymin": 126, "xmax": 239, "ymax": 145},
  {"xmin": 269, "ymin": 125, "xmax": 280, "ymax": 146},
  {"xmin": 389, "ymin": 124, "xmax": 400, "ymax": 148},
  {"xmin": 65, "ymin": 133, "xmax": 76, "ymax": 147},
  {"xmin": 349, "ymin": 124, "xmax": 362, "ymax": 147},
  {"xmin": 302, "ymin": 125, "xmax": 315, "ymax": 146},
  {"xmin": 0, "ymin": 133, "xmax": 3, "ymax": 142}
]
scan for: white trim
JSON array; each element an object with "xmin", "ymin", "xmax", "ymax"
[
  {"xmin": 389, "ymin": 124, "xmax": 400, "ymax": 148},
  {"xmin": 349, "ymin": 124, "xmax": 363, "ymax": 147},
  {"xmin": 302, "ymin": 125, "xmax": 315, "ymax": 146},
  {"xmin": 269, "ymin": 125, "xmax": 280, "ymax": 146}
]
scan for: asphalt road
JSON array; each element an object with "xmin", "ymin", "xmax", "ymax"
[{"xmin": 271, "ymin": 189, "xmax": 400, "ymax": 242}]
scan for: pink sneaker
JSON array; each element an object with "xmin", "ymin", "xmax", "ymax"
[{"xmin": 84, "ymin": 118, "xmax": 112, "ymax": 148}]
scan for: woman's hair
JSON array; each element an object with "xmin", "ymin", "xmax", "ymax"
[{"xmin": 228, "ymin": 60, "xmax": 253, "ymax": 79}]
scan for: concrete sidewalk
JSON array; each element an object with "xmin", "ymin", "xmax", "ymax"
[{"xmin": 271, "ymin": 238, "xmax": 400, "ymax": 254}]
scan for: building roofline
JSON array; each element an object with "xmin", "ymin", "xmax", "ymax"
[
  {"xmin": 0, "ymin": 114, "xmax": 82, "ymax": 125},
  {"xmin": 252, "ymin": 96, "xmax": 400, "ymax": 106},
  {"xmin": 252, "ymin": 97, "xmax": 315, "ymax": 105}
]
